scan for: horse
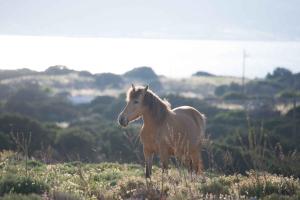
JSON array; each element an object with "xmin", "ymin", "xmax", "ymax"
[{"xmin": 118, "ymin": 84, "xmax": 206, "ymax": 178}]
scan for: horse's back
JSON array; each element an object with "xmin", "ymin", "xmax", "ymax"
[{"xmin": 172, "ymin": 106, "xmax": 206, "ymax": 144}]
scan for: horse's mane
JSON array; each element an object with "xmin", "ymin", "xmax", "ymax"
[{"xmin": 127, "ymin": 86, "xmax": 171, "ymax": 124}]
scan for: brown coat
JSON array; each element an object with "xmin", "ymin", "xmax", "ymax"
[{"xmin": 118, "ymin": 85, "xmax": 206, "ymax": 178}]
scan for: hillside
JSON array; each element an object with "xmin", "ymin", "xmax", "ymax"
[
  {"xmin": 0, "ymin": 65, "xmax": 244, "ymax": 103},
  {"xmin": 0, "ymin": 66, "xmax": 299, "ymax": 199}
]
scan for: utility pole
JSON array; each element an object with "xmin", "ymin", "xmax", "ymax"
[{"xmin": 242, "ymin": 49, "xmax": 247, "ymax": 94}]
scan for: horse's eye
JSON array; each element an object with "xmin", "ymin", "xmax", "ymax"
[{"xmin": 133, "ymin": 100, "xmax": 139, "ymax": 104}]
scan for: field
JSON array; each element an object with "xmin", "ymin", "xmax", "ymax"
[
  {"xmin": 0, "ymin": 67, "xmax": 299, "ymax": 199},
  {"xmin": 1, "ymin": 151, "xmax": 300, "ymax": 200}
]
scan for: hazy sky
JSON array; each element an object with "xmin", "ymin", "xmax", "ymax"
[
  {"xmin": 1, "ymin": 0, "xmax": 300, "ymax": 40},
  {"xmin": 0, "ymin": 0, "xmax": 300, "ymax": 77}
]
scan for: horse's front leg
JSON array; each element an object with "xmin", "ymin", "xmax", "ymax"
[
  {"xmin": 159, "ymin": 146, "xmax": 170, "ymax": 195},
  {"xmin": 143, "ymin": 147, "xmax": 153, "ymax": 179},
  {"xmin": 159, "ymin": 146, "xmax": 170, "ymax": 173}
]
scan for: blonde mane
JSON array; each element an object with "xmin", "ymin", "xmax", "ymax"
[{"xmin": 127, "ymin": 87, "xmax": 171, "ymax": 124}]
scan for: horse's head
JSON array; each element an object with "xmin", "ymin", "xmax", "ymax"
[{"xmin": 118, "ymin": 84, "xmax": 148, "ymax": 127}]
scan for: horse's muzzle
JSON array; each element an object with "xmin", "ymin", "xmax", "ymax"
[{"xmin": 118, "ymin": 115, "xmax": 128, "ymax": 127}]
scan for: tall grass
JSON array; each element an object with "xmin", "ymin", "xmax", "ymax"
[{"xmin": 0, "ymin": 153, "xmax": 299, "ymax": 199}]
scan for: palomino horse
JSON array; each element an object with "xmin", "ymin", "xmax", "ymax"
[{"xmin": 118, "ymin": 84, "xmax": 206, "ymax": 178}]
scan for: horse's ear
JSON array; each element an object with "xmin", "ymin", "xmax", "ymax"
[
  {"xmin": 131, "ymin": 83, "xmax": 135, "ymax": 91},
  {"xmin": 144, "ymin": 85, "xmax": 149, "ymax": 92}
]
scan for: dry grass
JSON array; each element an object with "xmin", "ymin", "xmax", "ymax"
[{"xmin": 0, "ymin": 151, "xmax": 299, "ymax": 200}]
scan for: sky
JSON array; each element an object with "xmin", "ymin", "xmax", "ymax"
[
  {"xmin": 1, "ymin": 0, "xmax": 300, "ymax": 40},
  {"xmin": 0, "ymin": 0, "xmax": 300, "ymax": 77}
]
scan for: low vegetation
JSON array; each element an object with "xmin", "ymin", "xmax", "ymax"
[{"xmin": 0, "ymin": 153, "xmax": 299, "ymax": 200}]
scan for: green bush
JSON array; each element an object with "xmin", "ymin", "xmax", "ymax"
[
  {"xmin": 239, "ymin": 174, "xmax": 299, "ymax": 198},
  {"xmin": 118, "ymin": 177, "xmax": 146, "ymax": 199},
  {"xmin": 240, "ymin": 180, "xmax": 278, "ymax": 198},
  {"xmin": 2, "ymin": 193, "xmax": 42, "ymax": 200},
  {"xmin": 52, "ymin": 191, "xmax": 82, "ymax": 200},
  {"xmin": 117, "ymin": 179, "xmax": 160, "ymax": 200},
  {"xmin": 199, "ymin": 178, "xmax": 230, "ymax": 196},
  {"xmin": 25, "ymin": 160, "xmax": 44, "ymax": 168},
  {"xmin": 263, "ymin": 193, "xmax": 300, "ymax": 200},
  {"xmin": 55, "ymin": 128, "xmax": 97, "ymax": 161},
  {"xmin": 93, "ymin": 169, "xmax": 122, "ymax": 186},
  {"xmin": 0, "ymin": 174, "xmax": 49, "ymax": 196},
  {"xmin": 222, "ymin": 92, "xmax": 248, "ymax": 100}
]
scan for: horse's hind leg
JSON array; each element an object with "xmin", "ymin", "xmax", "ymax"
[
  {"xmin": 191, "ymin": 151, "xmax": 203, "ymax": 174},
  {"xmin": 188, "ymin": 159, "xmax": 193, "ymax": 180},
  {"xmin": 159, "ymin": 146, "xmax": 170, "ymax": 173}
]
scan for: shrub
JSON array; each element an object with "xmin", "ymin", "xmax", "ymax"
[
  {"xmin": 51, "ymin": 191, "xmax": 82, "ymax": 200},
  {"xmin": 222, "ymin": 92, "xmax": 248, "ymax": 100},
  {"xmin": 0, "ymin": 150, "xmax": 16, "ymax": 162},
  {"xmin": 199, "ymin": 178, "xmax": 230, "ymax": 196},
  {"xmin": 239, "ymin": 171, "xmax": 299, "ymax": 198},
  {"xmin": 263, "ymin": 193, "xmax": 300, "ymax": 200},
  {"xmin": 2, "ymin": 193, "xmax": 42, "ymax": 200},
  {"xmin": 25, "ymin": 160, "xmax": 43, "ymax": 168},
  {"xmin": 118, "ymin": 177, "xmax": 161, "ymax": 200},
  {"xmin": 117, "ymin": 177, "xmax": 146, "ymax": 199},
  {"xmin": 240, "ymin": 180, "xmax": 278, "ymax": 198},
  {"xmin": 93, "ymin": 168, "xmax": 122, "ymax": 186},
  {"xmin": 0, "ymin": 174, "xmax": 49, "ymax": 196},
  {"xmin": 55, "ymin": 128, "xmax": 96, "ymax": 161}
]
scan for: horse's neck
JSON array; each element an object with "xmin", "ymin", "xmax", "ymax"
[
  {"xmin": 142, "ymin": 109, "xmax": 171, "ymax": 131},
  {"xmin": 142, "ymin": 112, "xmax": 157, "ymax": 129}
]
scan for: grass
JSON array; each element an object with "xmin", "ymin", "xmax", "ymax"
[
  {"xmin": 0, "ymin": 153, "xmax": 299, "ymax": 200},
  {"xmin": 0, "ymin": 151, "xmax": 299, "ymax": 199}
]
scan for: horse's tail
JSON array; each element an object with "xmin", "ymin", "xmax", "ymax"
[
  {"xmin": 201, "ymin": 113, "xmax": 206, "ymax": 136},
  {"xmin": 197, "ymin": 112, "xmax": 207, "ymax": 146}
]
